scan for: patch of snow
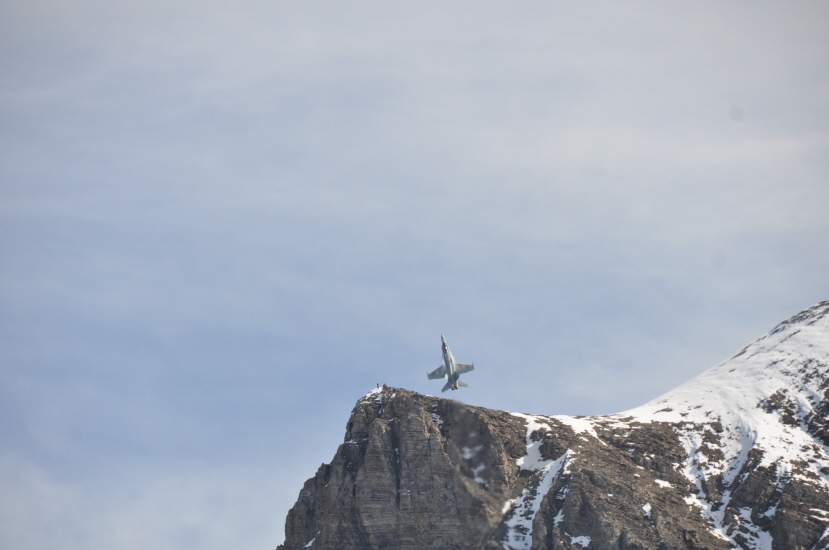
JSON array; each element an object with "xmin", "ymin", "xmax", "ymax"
[
  {"xmin": 569, "ymin": 535, "xmax": 591, "ymax": 547},
  {"xmin": 510, "ymin": 413, "xmax": 552, "ymax": 470},
  {"xmin": 462, "ymin": 445, "xmax": 483, "ymax": 459},
  {"xmin": 654, "ymin": 479, "xmax": 671, "ymax": 488},
  {"xmin": 303, "ymin": 537, "xmax": 315, "ymax": 548},
  {"xmin": 611, "ymin": 302, "xmax": 829, "ymax": 547},
  {"xmin": 729, "ymin": 509, "xmax": 773, "ymax": 550},
  {"xmin": 430, "ymin": 402, "xmax": 444, "ymax": 427},
  {"xmin": 552, "ymin": 415, "xmax": 606, "ymax": 445},
  {"xmin": 761, "ymin": 503, "xmax": 778, "ymax": 518},
  {"xmin": 472, "ymin": 463, "xmax": 487, "ymax": 486},
  {"xmin": 752, "ymin": 529, "xmax": 773, "ymax": 550},
  {"xmin": 553, "ymin": 509, "xmax": 564, "ymax": 526},
  {"xmin": 502, "ymin": 413, "xmax": 572, "ymax": 550},
  {"xmin": 502, "ymin": 451, "xmax": 570, "ymax": 550},
  {"xmin": 358, "ymin": 387, "xmax": 383, "ymax": 404}
]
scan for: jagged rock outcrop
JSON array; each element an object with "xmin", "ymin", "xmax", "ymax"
[{"xmin": 278, "ymin": 301, "xmax": 829, "ymax": 550}]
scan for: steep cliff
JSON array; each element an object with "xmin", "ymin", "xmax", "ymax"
[{"xmin": 277, "ymin": 301, "xmax": 829, "ymax": 550}]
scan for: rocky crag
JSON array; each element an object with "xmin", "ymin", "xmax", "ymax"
[{"xmin": 278, "ymin": 301, "xmax": 829, "ymax": 550}]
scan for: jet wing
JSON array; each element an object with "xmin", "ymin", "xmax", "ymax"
[
  {"xmin": 455, "ymin": 363, "xmax": 474, "ymax": 374},
  {"xmin": 427, "ymin": 365, "xmax": 448, "ymax": 379}
]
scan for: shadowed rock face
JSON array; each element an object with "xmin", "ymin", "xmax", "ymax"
[{"xmin": 277, "ymin": 301, "xmax": 829, "ymax": 550}]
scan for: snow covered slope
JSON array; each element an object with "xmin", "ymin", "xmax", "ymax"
[
  {"xmin": 596, "ymin": 299, "xmax": 829, "ymax": 548},
  {"xmin": 495, "ymin": 300, "xmax": 829, "ymax": 549}
]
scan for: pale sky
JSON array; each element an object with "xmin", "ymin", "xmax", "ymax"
[{"xmin": 1, "ymin": 2, "xmax": 828, "ymax": 548}]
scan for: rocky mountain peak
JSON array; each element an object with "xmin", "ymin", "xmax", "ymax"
[
  {"xmin": 627, "ymin": 299, "xmax": 829, "ymax": 424},
  {"xmin": 278, "ymin": 301, "xmax": 829, "ymax": 550}
]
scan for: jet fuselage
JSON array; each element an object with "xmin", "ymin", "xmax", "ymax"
[
  {"xmin": 441, "ymin": 335, "xmax": 460, "ymax": 389},
  {"xmin": 427, "ymin": 335, "xmax": 474, "ymax": 392}
]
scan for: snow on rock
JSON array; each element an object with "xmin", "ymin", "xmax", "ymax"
[
  {"xmin": 430, "ymin": 412, "xmax": 443, "ymax": 427},
  {"xmin": 358, "ymin": 387, "xmax": 383, "ymax": 404},
  {"xmin": 503, "ymin": 413, "xmax": 572, "ymax": 550},
  {"xmin": 279, "ymin": 301, "xmax": 829, "ymax": 550},
  {"xmin": 551, "ymin": 415, "xmax": 601, "ymax": 439},
  {"xmin": 429, "ymin": 401, "xmax": 444, "ymax": 427},
  {"xmin": 622, "ymin": 301, "xmax": 829, "ymax": 477},
  {"xmin": 553, "ymin": 508, "xmax": 564, "ymax": 526},
  {"xmin": 615, "ymin": 300, "xmax": 829, "ymax": 547},
  {"xmin": 500, "ymin": 301, "xmax": 829, "ymax": 549},
  {"xmin": 462, "ymin": 445, "xmax": 483, "ymax": 459},
  {"xmin": 472, "ymin": 463, "xmax": 487, "ymax": 486}
]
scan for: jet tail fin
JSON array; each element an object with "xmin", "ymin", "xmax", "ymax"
[
  {"xmin": 441, "ymin": 381, "xmax": 453, "ymax": 393},
  {"xmin": 457, "ymin": 380, "xmax": 468, "ymax": 388}
]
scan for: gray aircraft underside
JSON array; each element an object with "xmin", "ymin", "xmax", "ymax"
[{"xmin": 427, "ymin": 334, "xmax": 474, "ymax": 392}]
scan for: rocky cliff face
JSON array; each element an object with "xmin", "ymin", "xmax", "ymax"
[{"xmin": 277, "ymin": 301, "xmax": 829, "ymax": 550}]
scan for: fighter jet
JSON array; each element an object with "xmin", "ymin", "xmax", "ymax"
[{"xmin": 427, "ymin": 334, "xmax": 474, "ymax": 392}]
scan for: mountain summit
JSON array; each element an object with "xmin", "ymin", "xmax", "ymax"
[{"xmin": 277, "ymin": 301, "xmax": 829, "ymax": 550}]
